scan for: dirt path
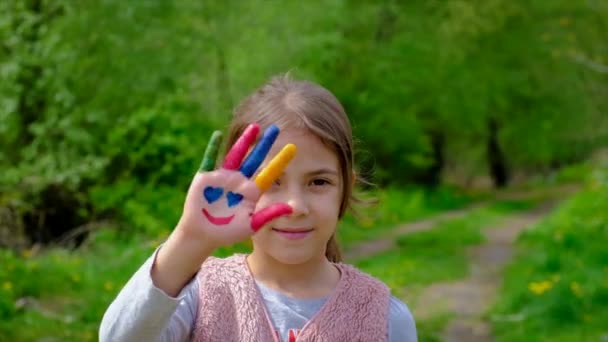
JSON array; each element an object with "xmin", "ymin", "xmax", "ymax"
[
  {"xmin": 343, "ymin": 184, "xmax": 579, "ymax": 341},
  {"xmin": 412, "ymin": 200, "xmax": 560, "ymax": 341},
  {"xmin": 344, "ymin": 204, "xmax": 486, "ymax": 261},
  {"xmin": 344, "ymin": 184, "xmax": 579, "ymax": 262}
]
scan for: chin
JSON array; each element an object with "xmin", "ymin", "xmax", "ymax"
[{"xmin": 268, "ymin": 248, "xmax": 320, "ymax": 265}]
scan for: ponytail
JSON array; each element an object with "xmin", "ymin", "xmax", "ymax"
[{"xmin": 325, "ymin": 234, "xmax": 342, "ymax": 263}]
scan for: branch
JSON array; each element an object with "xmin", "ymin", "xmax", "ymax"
[
  {"xmin": 52, "ymin": 220, "xmax": 112, "ymax": 247},
  {"xmin": 571, "ymin": 53, "xmax": 608, "ymax": 74}
]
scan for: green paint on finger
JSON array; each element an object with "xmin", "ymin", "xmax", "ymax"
[{"xmin": 199, "ymin": 130, "xmax": 223, "ymax": 172}]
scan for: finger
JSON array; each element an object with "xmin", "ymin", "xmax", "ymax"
[
  {"xmin": 254, "ymin": 144, "xmax": 297, "ymax": 192},
  {"xmin": 199, "ymin": 131, "xmax": 223, "ymax": 172},
  {"xmin": 239, "ymin": 125, "xmax": 279, "ymax": 178},
  {"xmin": 222, "ymin": 123, "xmax": 260, "ymax": 170},
  {"xmin": 251, "ymin": 203, "xmax": 292, "ymax": 232}
]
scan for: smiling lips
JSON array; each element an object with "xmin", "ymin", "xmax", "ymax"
[
  {"xmin": 202, "ymin": 208, "xmax": 235, "ymax": 225},
  {"xmin": 272, "ymin": 228, "xmax": 313, "ymax": 240}
]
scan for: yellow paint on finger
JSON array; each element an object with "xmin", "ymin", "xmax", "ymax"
[{"xmin": 255, "ymin": 144, "xmax": 296, "ymax": 191}]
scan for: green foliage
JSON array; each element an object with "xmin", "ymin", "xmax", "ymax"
[
  {"xmin": 1, "ymin": 0, "xmax": 607, "ymax": 245},
  {"xmin": 492, "ymin": 165, "xmax": 608, "ymax": 341},
  {"xmin": 317, "ymin": 0, "xmax": 608, "ymax": 184}
]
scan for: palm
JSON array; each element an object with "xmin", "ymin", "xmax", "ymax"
[
  {"xmin": 182, "ymin": 170, "xmax": 259, "ymax": 246},
  {"xmin": 180, "ymin": 124, "xmax": 295, "ymax": 247}
]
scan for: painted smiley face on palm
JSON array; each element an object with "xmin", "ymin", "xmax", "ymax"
[
  {"xmin": 202, "ymin": 186, "xmax": 243, "ymax": 225},
  {"xmin": 198, "ymin": 124, "xmax": 296, "ymax": 232}
]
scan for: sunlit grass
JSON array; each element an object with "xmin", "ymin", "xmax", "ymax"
[
  {"xmin": 491, "ymin": 168, "xmax": 608, "ymax": 341},
  {"xmin": 354, "ymin": 199, "xmax": 545, "ymax": 339},
  {"xmin": 0, "ymin": 229, "xmax": 154, "ymax": 339}
]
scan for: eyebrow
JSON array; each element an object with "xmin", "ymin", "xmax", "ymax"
[
  {"xmin": 305, "ymin": 168, "xmax": 339, "ymax": 177},
  {"xmin": 269, "ymin": 168, "xmax": 340, "ymax": 179}
]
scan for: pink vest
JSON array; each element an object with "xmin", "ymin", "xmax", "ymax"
[{"xmin": 191, "ymin": 254, "xmax": 390, "ymax": 341}]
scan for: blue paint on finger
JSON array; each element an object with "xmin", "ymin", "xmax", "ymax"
[
  {"xmin": 240, "ymin": 125, "xmax": 279, "ymax": 178},
  {"xmin": 227, "ymin": 191, "xmax": 244, "ymax": 207},
  {"xmin": 203, "ymin": 186, "xmax": 223, "ymax": 204}
]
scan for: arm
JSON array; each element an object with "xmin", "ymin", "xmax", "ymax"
[
  {"xmin": 99, "ymin": 247, "xmax": 199, "ymax": 341},
  {"xmin": 100, "ymin": 125, "xmax": 296, "ymax": 339},
  {"xmin": 151, "ymin": 228, "xmax": 215, "ymax": 297},
  {"xmin": 388, "ymin": 296, "xmax": 418, "ymax": 342}
]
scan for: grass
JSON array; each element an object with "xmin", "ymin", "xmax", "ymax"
[
  {"xmin": 338, "ymin": 186, "xmax": 472, "ymax": 248},
  {"xmin": 352, "ymin": 198, "xmax": 544, "ymax": 339},
  {"xmin": 356, "ymin": 201, "xmax": 532, "ymax": 341},
  {"xmin": 0, "ymin": 229, "xmax": 162, "ymax": 340},
  {"xmin": 415, "ymin": 313, "xmax": 453, "ymax": 342},
  {"xmin": 491, "ymin": 166, "xmax": 608, "ymax": 341},
  {"xmin": 353, "ymin": 200, "xmax": 536, "ymax": 291}
]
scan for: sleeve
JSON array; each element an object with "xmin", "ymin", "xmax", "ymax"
[
  {"xmin": 387, "ymin": 295, "xmax": 418, "ymax": 342},
  {"xmin": 99, "ymin": 246, "xmax": 199, "ymax": 342}
]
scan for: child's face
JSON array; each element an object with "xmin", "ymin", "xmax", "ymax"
[{"xmin": 252, "ymin": 128, "xmax": 343, "ymax": 265}]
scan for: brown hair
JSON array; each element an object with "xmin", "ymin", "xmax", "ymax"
[{"xmin": 225, "ymin": 74, "xmax": 356, "ymax": 263}]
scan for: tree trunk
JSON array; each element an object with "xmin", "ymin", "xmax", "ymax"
[
  {"xmin": 419, "ymin": 130, "xmax": 445, "ymax": 187},
  {"xmin": 487, "ymin": 117, "xmax": 510, "ymax": 188}
]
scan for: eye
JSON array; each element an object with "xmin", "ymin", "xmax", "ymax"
[{"xmin": 310, "ymin": 178, "xmax": 331, "ymax": 186}]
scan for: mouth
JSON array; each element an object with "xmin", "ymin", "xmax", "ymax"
[
  {"xmin": 202, "ymin": 208, "xmax": 235, "ymax": 225},
  {"xmin": 272, "ymin": 227, "xmax": 313, "ymax": 240}
]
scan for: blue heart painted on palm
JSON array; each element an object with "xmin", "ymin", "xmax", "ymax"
[
  {"xmin": 203, "ymin": 186, "xmax": 223, "ymax": 204},
  {"xmin": 227, "ymin": 191, "xmax": 244, "ymax": 207}
]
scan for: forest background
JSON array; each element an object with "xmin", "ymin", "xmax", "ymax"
[{"xmin": 1, "ymin": 1, "xmax": 607, "ymax": 341}]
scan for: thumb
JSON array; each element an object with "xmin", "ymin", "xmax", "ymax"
[{"xmin": 251, "ymin": 203, "xmax": 292, "ymax": 232}]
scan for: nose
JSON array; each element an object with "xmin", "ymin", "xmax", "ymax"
[{"xmin": 286, "ymin": 187, "xmax": 309, "ymax": 217}]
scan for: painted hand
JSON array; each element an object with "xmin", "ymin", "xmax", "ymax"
[{"xmin": 179, "ymin": 123, "xmax": 296, "ymax": 247}]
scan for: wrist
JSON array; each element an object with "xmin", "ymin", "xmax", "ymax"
[
  {"xmin": 151, "ymin": 225, "xmax": 216, "ymax": 297},
  {"xmin": 167, "ymin": 225, "xmax": 217, "ymax": 262},
  {"xmin": 174, "ymin": 216, "xmax": 218, "ymax": 249}
]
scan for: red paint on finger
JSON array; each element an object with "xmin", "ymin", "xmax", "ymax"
[
  {"xmin": 251, "ymin": 203, "xmax": 293, "ymax": 232},
  {"xmin": 222, "ymin": 124, "xmax": 260, "ymax": 170}
]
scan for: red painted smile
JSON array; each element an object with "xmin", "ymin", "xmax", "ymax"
[{"xmin": 202, "ymin": 208, "xmax": 235, "ymax": 225}]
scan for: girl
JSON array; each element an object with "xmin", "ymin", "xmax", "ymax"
[{"xmin": 100, "ymin": 75, "xmax": 417, "ymax": 341}]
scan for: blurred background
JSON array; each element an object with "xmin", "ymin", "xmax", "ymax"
[{"xmin": 1, "ymin": 1, "xmax": 607, "ymax": 341}]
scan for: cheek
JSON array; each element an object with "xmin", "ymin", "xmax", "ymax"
[
  {"xmin": 326, "ymin": 189, "xmax": 344, "ymax": 215},
  {"xmin": 250, "ymin": 228, "xmax": 271, "ymax": 248}
]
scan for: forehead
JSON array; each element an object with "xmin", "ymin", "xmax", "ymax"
[{"xmin": 265, "ymin": 128, "xmax": 340, "ymax": 173}]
